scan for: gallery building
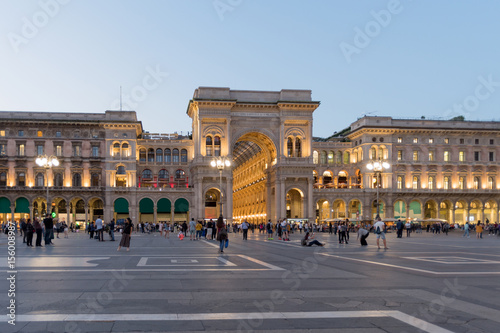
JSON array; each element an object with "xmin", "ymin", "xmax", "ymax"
[{"xmin": 0, "ymin": 87, "xmax": 498, "ymax": 227}]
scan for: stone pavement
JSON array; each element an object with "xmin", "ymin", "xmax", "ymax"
[{"xmin": 1, "ymin": 228, "xmax": 500, "ymax": 332}]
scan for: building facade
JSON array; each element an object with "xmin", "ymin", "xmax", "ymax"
[{"xmin": 0, "ymin": 88, "xmax": 499, "ymax": 228}]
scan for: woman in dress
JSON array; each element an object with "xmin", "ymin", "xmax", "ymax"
[{"xmin": 117, "ymin": 217, "xmax": 132, "ymax": 252}]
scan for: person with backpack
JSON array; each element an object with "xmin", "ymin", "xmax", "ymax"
[
  {"xmin": 373, "ymin": 219, "xmax": 388, "ymax": 249},
  {"xmin": 216, "ymin": 216, "xmax": 228, "ymax": 253},
  {"xmin": 266, "ymin": 220, "xmax": 274, "ymax": 240}
]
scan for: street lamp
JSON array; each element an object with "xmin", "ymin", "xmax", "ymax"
[
  {"xmin": 35, "ymin": 155, "xmax": 59, "ymax": 216},
  {"xmin": 366, "ymin": 158, "xmax": 390, "ymax": 220},
  {"xmin": 210, "ymin": 156, "xmax": 231, "ymax": 218}
]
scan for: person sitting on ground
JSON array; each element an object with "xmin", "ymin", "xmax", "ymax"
[{"xmin": 301, "ymin": 231, "xmax": 324, "ymax": 247}]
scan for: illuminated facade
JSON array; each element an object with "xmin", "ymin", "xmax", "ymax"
[{"xmin": 0, "ymin": 89, "xmax": 498, "ymax": 226}]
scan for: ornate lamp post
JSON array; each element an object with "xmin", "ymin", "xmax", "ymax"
[
  {"xmin": 210, "ymin": 156, "xmax": 231, "ymax": 218},
  {"xmin": 366, "ymin": 158, "xmax": 390, "ymax": 220},
  {"xmin": 35, "ymin": 155, "xmax": 59, "ymax": 216}
]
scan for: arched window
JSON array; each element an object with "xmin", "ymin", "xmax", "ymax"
[
  {"xmin": 320, "ymin": 151, "xmax": 326, "ymax": 164},
  {"xmin": 158, "ymin": 169, "xmax": 169, "ymax": 180},
  {"xmin": 113, "ymin": 143, "xmax": 120, "ymax": 157},
  {"xmin": 313, "ymin": 151, "xmax": 319, "ymax": 164},
  {"xmin": 397, "ymin": 175, "xmax": 404, "ymax": 189},
  {"xmin": 36, "ymin": 173, "xmax": 44, "ymax": 187},
  {"xmin": 148, "ymin": 148, "xmax": 155, "ymax": 163},
  {"xmin": 73, "ymin": 173, "xmax": 82, "ymax": 187},
  {"xmin": 336, "ymin": 151, "xmax": 342, "ymax": 164},
  {"xmin": 122, "ymin": 143, "xmax": 129, "ymax": 157},
  {"xmin": 142, "ymin": 169, "xmax": 153, "ymax": 180},
  {"xmin": 343, "ymin": 151, "xmax": 350, "ymax": 164},
  {"xmin": 156, "ymin": 148, "xmax": 163, "ymax": 163},
  {"xmin": 0, "ymin": 172, "xmax": 6, "ymax": 186},
  {"xmin": 116, "ymin": 166, "xmax": 126, "ymax": 187},
  {"xmin": 91, "ymin": 173, "xmax": 100, "ymax": 187},
  {"xmin": 412, "ymin": 176, "xmax": 419, "ymax": 190},
  {"xmin": 173, "ymin": 149, "xmax": 179, "ymax": 163},
  {"xmin": 206, "ymin": 136, "xmax": 213, "ymax": 156},
  {"xmin": 338, "ymin": 171, "xmax": 348, "ymax": 188},
  {"xmin": 117, "ymin": 165, "xmax": 126, "ymax": 175},
  {"xmin": 323, "ymin": 171, "xmax": 332, "ymax": 185},
  {"xmin": 473, "ymin": 176, "xmax": 480, "ymax": 190},
  {"xmin": 443, "ymin": 176, "xmax": 450, "ymax": 190},
  {"xmin": 370, "ymin": 148, "xmax": 377, "ymax": 160},
  {"xmin": 165, "ymin": 149, "xmax": 171, "ymax": 163},
  {"xmin": 295, "ymin": 138, "xmax": 301, "ymax": 157},
  {"xmin": 214, "ymin": 136, "xmax": 221, "ymax": 157},
  {"xmin": 17, "ymin": 172, "xmax": 25, "ymax": 186},
  {"xmin": 459, "ymin": 176, "xmax": 465, "ymax": 190},
  {"xmin": 327, "ymin": 151, "xmax": 334, "ymax": 164},
  {"xmin": 175, "ymin": 169, "xmax": 186, "ymax": 180},
  {"xmin": 428, "ymin": 176, "xmax": 435, "ymax": 190},
  {"xmin": 139, "ymin": 148, "xmax": 146, "ymax": 162},
  {"xmin": 287, "ymin": 137, "xmax": 293, "ymax": 157},
  {"xmin": 181, "ymin": 149, "xmax": 188, "ymax": 163},
  {"xmin": 488, "ymin": 176, "xmax": 494, "ymax": 190}
]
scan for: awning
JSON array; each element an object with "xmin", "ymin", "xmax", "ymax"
[
  {"xmin": 174, "ymin": 198, "xmax": 189, "ymax": 213},
  {"xmin": 0, "ymin": 197, "xmax": 11, "ymax": 213},
  {"xmin": 157, "ymin": 198, "xmax": 171, "ymax": 213},
  {"xmin": 139, "ymin": 198, "xmax": 154, "ymax": 214},
  {"xmin": 15, "ymin": 197, "xmax": 29, "ymax": 213},
  {"xmin": 114, "ymin": 198, "xmax": 129, "ymax": 214}
]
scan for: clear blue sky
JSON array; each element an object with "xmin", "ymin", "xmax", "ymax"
[{"xmin": 1, "ymin": 0, "xmax": 499, "ymax": 137}]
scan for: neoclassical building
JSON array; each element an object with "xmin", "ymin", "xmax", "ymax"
[{"xmin": 0, "ymin": 87, "xmax": 498, "ymax": 227}]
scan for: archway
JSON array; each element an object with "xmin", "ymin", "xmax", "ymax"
[
  {"xmin": 408, "ymin": 200, "xmax": 422, "ymax": 219},
  {"xmin": 424, "ymin": 200, "xmax": 438, "ymax": 219},
  {"xmin": 0, "ymin": 197, "xmax": 11, "ymax": 224},
  {"xmin": 347, "ymin": 199, "xmax": 362, "ymax": 220},
  {"xmin": 394, "ymin": 200, "xmax": 406, "ymax": 220},
  {"xmin": 286, "ymin": 189, "xmax": 303, "ymax": 219},
  {"xmin": 174, "ymin": 198, "xmax": 189, "ymax": 222},
  {"xmin": 332, "ymin": 199, "xmax": 346, "ymax": 219},
  {"xmin": 157, "ymin": 198, "xmax": 172, "ymax": 223},
  {"xmin": 114, "ymin": 198, "xmax": 129, "ymax": 223},
  {"xmin": 439, "ymin": 200, "xmax": 453, "ymax": 223},
  {"xmin": 139, "ymin": 198, "xmax": 154, "ymax": 223},
  {"xmin": 204, "ymin": 189, "xmax": 220, "ymax": 220},
  {"xmin": 316, "ymin": 199, "xmax": 330, "ymax": 223},
  {"xmin": 469, "ymin": 200, "xmax": 483, "ymax": 223}
]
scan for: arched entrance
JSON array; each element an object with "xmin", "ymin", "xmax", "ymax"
[
  {"xmin": 0, "ymin": 197, "xmax": 11, "ymax": 224},
  {"xmin": 114, "ymin": 198, "xmax": 129, "ymax": 222},
  {"xmin": 454, "ymin": 200, "xmax": 467, "ymax": 225},
  {"xmin": 394, "ymin": 200, "xmax": 406, "ymax": 220},
  {"xmin": 409, "ymin": 200, "xmax": 422, "ymax": 219},
  {"xmin": 174, "ymin": 198, "xmax": 189, "ymax": 222},
  {"xmin": 204, "ymin": 189, "xmax": 220, "ymax": 220},
  {"xmin": 469, "ymin": 200, "xmax": 483, "ymax": 223},
  {"xmin": 347, "ymin": 199, "xmax": 362, "ymax": 220},
  {"xmin": 424, "ymin": 200, "xmax": 438, "ymax": 219},
  {"xmin": 316, "ymin": 199, "xmax": 329, "ymax": 223},
  {"xmin": 157, "ymin": 198, "xmax": 172, "ymax": 223},
  {"xmin": 139, "ymin": 198, "xmax": 154, "ymax": 223},
  {"xmin": 286, "ymin": 189, "xmax": 304, "ymax": 219}
]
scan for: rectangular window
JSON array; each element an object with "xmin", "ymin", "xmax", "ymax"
[
  {"xmin": 397, "ymin": 137, "xmax": 402, "ymax": 143},
  {"xmin": 444, "ymin": 138, "xmax": 449, "ymax": 144},
  {"xmin": 413, "ymin": 138, "xmax": 418, "ymax": 143},
  {"xmin": 56, "ymin": 145, "xmax": 62, "ymax": 157},
  {"xmin": 490, "ymin": 139, "xmax": 494, "ymax": 145},
  {"xmin": 18, "ymin": 130, "xmax": 24, "ymax": 137},
  {"xmin": 412, "ymin": 176, "xmax": 418, "ymax": 190},
  {"xmin": 56, "ymin": 131, "xmax": 62, "ymax": 138},
  {"xmin": 475, "ymin": 139, "xmax": 479, "ymax": 144},
  {"xmin": 397, "ymin": 176, "xmax": 403, "ymax": 189},
  {"xmin": 459, "ymin": 151, "xmax": 465, "ymax": 162},
  {"xmin": 0, "ymin": 144, "xmax": 6, "ymax": 156},
  {"xmin": 474, "ymin": 151, "xmax": 480, "ymax": 161},
  {"xmin": 444, "ymin": 151, "xmax": 450, "ymax": 162},
  {"xmin": 17, "ymin": 144, "xmax": 25, "ymax": 156},
  {"xmin": 489, "ymin": 152, "xmax": 494, "ymax": 162},
  {"xmin": 37, "ymin": 130, "xmax": 43, "ymax": 137},
  {"xmin": 0, "ymin": 130, "xmax": 5, "ymax": 136},
  {"xmin": 460, "ymin": 138, "xmax": 465, "ymax": 144},
  {"xmin": 428, "ymin": 151, "xmax": 435, "ymax": 161},
  {"xmin": 92, "ymin": 146, "xmax": 99, "ymax": 157},
  {"xmin": 37, "ymin": 145, "xmax": 44, "ymax": 155},
  {"xmin": 397, "ymin": 150, "xmax": 403, "ymax": 161},
  {"xmin": 73, "ymin": 145, "xmax": 81, "ymax": 157},
  {"xmin": 413, "ymin": 151, "xmax": 419, "ymax": 161},
  {"xmin": 429, "ymin": 138, "xmax": 434, "ymax": 144}
]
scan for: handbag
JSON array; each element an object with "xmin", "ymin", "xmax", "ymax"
[{"xmin": 224, "ymin": 239, "xmax": 229, "ymax": 248}]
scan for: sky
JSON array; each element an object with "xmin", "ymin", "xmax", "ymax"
[{"xmin": 1, "ymin": 0, "xmax": 499, "ymax": 138}]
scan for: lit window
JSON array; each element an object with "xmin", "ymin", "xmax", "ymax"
[
  {"xmin": 327, "ymin": 151, "xmax": 334, "ymax": 164},
  {"xmin": 413, "ymin": 138, "xmax": 418, "ymax": 143},
  {"xmin": 397, "ymin": 137, "xmax": 402, "ymax": 143},
  {"xmin": 458, "ymin": 176, "xmax": 465, "ymax": 189},
  {"xmin": 17, "ymin": 144, "xmax": 25, "ymax": 156},
  {"xmin": 443, "ymin": 176, "xmax": 450, "ymax": 190},
  {"xmin": 488, "ymin": 177, "xmax": 494, "ymax": 189},
  {"xmin": 56, "ymin": 145, "xmax": 62, "ymax": 157},
  {"xmin": 428, "ymin": 176, "xmax": 434, "ymax": 190},
  {"xmin": 295, "ymin": 138, "xmax": 302, "ymax": 157},
  {"xmin": 73, "ymin": 145, "xmax": 81, "ymax": 157},
  {"xmin": 429, "ymin": 138, "xmax": 434, "ymax": 144},
  {"xmin": 413, "ymin": 151, "xmax": 419, "ymax": 161},
  {"xmin": 412, "ymin": 176, "xmax": 419, "ymax": 189},
  {"xmin": 313, "ymin": 151, "xmax": 318, "ymax": 164},
  {"xmin": 397, "ymin": 150, "xmax": 403, "ymax": 161},
  {"xmin": 397, "ymin": 176, "xmax": 403, "ymax": 189},
  {"xmin": 92, "ymin": 146, "xmax": 99, "ymax": 157},
  {"xmin": 459, "ymin": 151, "xmax": 465, "ymax": 162},
  {"xmin": 206, "ymin": 136, "xmax": 212, "ymax": 156},
  {"xmin": 37, "ymin": 130, "xmax": 43, "ymax": 137},
  {"xmin": 444, "ymin": 138, "xmax": 449, "ymax": 144},
  {"xmin": 287, "ymin": 137, "xmax": 293, "ymax": 157},
  {"xmin": 428, "ymin": 151, "xmax": 435, "ymax": 161},
  {"xmin": 473, "ymin": 177, "xmax": 480, "ymax": 190},
  {"xmin": 0, "ymin": 130, "xmax": 5, "ymax": 136},
  {"xmin": 214, "ymin": 136, "xmax": 221, "ymax": 157},
  {"xmin": 444, "ymin": 151, "xmax": 450, "ymax": 162}
]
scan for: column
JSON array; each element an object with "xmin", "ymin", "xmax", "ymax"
[
  {"xmin": 153, "ymin": 202, "xmax": 157, "ymax": 224},
  {"xmin": 451, "ymin": 207, "xmax": 455, "ymax": 225},
  {"xmin": 226, "ymin": 175, "xmax": 233, "ymax": 223},
  {"xmin": 10, "ymin": 204, "xmax": 15, "ymax": 223},
  {"xmin": 307, "ymin": 177, "xmax": 313, "ymax": 221},
  {"xmin": 85, "ymin": 204, "xmax": 89, "ymax": 224}
]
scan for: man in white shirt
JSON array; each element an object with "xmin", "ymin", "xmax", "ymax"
[
  {"xmin": 95, "ymin": 216, "xmax": 104, "ymax": 241},
  {"xmin": 373, "ymin": 219, "xmax": 388, "ymax": 249}
]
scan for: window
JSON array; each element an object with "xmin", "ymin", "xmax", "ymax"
[
  {"xmin": 490, "ymin": 139, "xmax": 494, "ymax": 145},
  {"xmin": 172, "ymin": 149, "xmax": 179, "ymax": 163},
  {"xmin": 117, "ymin": 165, "xmax": 126, "ymax": 175},
  {"xmin": 475, "ymin": 139, "xmax": 479, "ymax": 144},
  {"xmin": 473, "ymin": 176, "xmax": 480, "ymax": 190},
  {"xmin": 175, "ymin": 169, "xmax": 186, "ymax": 180},
  {"xmin": 412, "ymin": 176, "xmax": 419, "ymax": 190},
  {"xmin": 72, "ymin": 173, "xmax": 82, "ymax": 187},
  {"xmin": 413, "ymin": 150, "xmax": 419, "ymax": 161},
  {"xmin": 428, "ymin": 151, "xmax": 435, "ymax": 161},
  {"xmin": 17, "ymin": 172, "xmax": 25, "ymax": 186},
  {"xmin": 429, "ymin": 138, "xmax": 434, "ymax": 144},
  {"xmin": 206, "ymin": 136, "xmax": 213, "ymax": 156},
  {"xmin": 327, "ymin": 151, "xmax": 334, "ymax": 164},
  {"xmin": 18, "ymin": 130, "xmax": 24, "ymax": 137},
  {"xmin": 313, "ymin": 151, "xmax": 318, "ymax": 164},
  {"xmin": 413, "ymin": 138, "xmax": 418, "ymax": 143},
  {"xmin": 56, "ymin": 131, "xmax": 61, "ymax": 138},
  {"xmin": 54, "ymin": 173, "xmax": 63, "ymax": 187},
  {"xmin": 397, "ymin": 150, "xmax": 403, "ymax": 161},
  {"xmin": 287, "ymin": 137, "xmax": 293, "ymax": 157},
  {"xmin": 158, "ymin": 169, "xmax": 169, "ymax": 180},
  {"xmin": 428, "ymin": 176, "xmax": 435, "ymax": 190},
  {"xmin": 397, "ymin": 176, "xmax": 403, "ymax": 189},
  {"xmin": 460, "ymin": 138, "xmax": 464, "ymax": 144},
  {"xmin": 474, "ymin": 151, "xmax": 480, "ymax": 161},
  {"xmin": 37, "ymin": 130, "xmax": 43, "ymax": 137},
  {"xmin": 17, "ymin": 144, "xmax": 25, "ymax": 156},
  {"xmin": 36, "ymin": 173, "xmax": 44, "ymax": 187},
  {"xmin": 0, "ymin": 172, "xmax": 6, "ymax": 186},
  {"xmin": 122, "ymin": 143, "xmax": 129, "ymax": 157},
  {"xmin": 36, "ymin": 145, "xmax": 44, "ymax": 155},
  {"xmin": 458, "ymin": 176, "xmax": 465, "ymax": 190},
  {"xmin": 335, "ymin": 151, "xmax": 342, "ymax": 164},
  {"xmin": 397, "ymin": 137, "xmax": 402, "ymax": 143},
  {"xmin": 488, "ymin": 176, "xmax": 494, "ymax": 189},
  {"xmin": 320, "ymin": 151, "xmax": 326, "ymax": 164},
  {"xmin": 156, "ymin": 148, "xmax": 163, "ymax": 162},
  {"xmin": 181, "ymin": 149, "xmax": 188, "ymax": 163},
  {"xmin": 214, "ymin": 136, "xmax": 221, "ymax": 156},
  {"xmin": 56, "ymin": 145, "xmax": 62, "ymax": 157},
  {"xmin": 73, "ymin": 145, "xmax": 81, "ymax": 157},
  {"xmin": 444, "ymin": 138, "xmax": 449, "ymax": 144},
  {"xmin": 91, "ymin": 173, "xmax": 100, "ymax": 187},
  {"xmin": 139, "ymin": 148, "xmax": 146, "ymax": 162},
  {"xmin": 444, "ymin": 151, "xmax": 450, "ymax": 162},
  {"xmin": 142, "ymin": 169, "xmax": 152, "ymax": 180},
  {"xmin": 459, "ymin": 151, "xmax": 465, "ymax": 162},
  {"xmin": 147, "ymin": 148, "xmax": 154, "ymax": 162},
  {"xmin": 0, "ymin": 130, "xmax": 5, "ymax": 136},
  {"xmin": 113, "ymin": 143, "xmax": 120, "ymax": 157},
  {"xmin": 370, "ymin": 148, "xmax": 376, "ymax": 160},
  {"xmin": 343, "ymin": 151, "xmax": 350, "ymax": 164},
  {"xmin": 0, "ymin": 144, "xmax": 6, "ymax": 156},
  {"xmin": 295, "ymin": 138, "xmax": 302, "ymax": 157},
  {"xmin": 489, "ymin": 152, "xmax": 494, "ymax": 162},
  {"xmin": 164, "ymin": 148, "xmax": 171, "ymax": 163},
  {"xmin": 92, "ymin": 146, "xmax": 99, "ymax": 157},
  {"xmin": 443, "ymin": 176, "xmax": 450, "ymax": 190}
]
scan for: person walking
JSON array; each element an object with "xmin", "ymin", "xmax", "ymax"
[
  {"xmin": 43, "ymin": 213, "xmax": 54, "ymax": 245},
  {"xmin": 463, "ymin": 222, "xmax": 470, "ymax": 238},
  {"xmin": 396, "ymin": 219, "xmax": 404, "ymax": 238},
  {"xmin": 374, "ymin": 219, "xmax": 388, "ymax": 249},
  {"xmin": 216, "ymin": 216, "xmax": 227, "ymax": 253},
  {"xmin": 266, "ymin": 220, "xmax": 273, "ymax": 240},
  {"xmin": 108, "ymin": 219, "xmax": 115, "ymax": 241},
  {"xmin": 476, "ymin": 222, "xmax": 483, "ymax": 239},
  {"xmin": 88, "ymin": 222, "xmax": 95, "ymax": 239},
  {"xmin": 241, "ymin": 219, "xmax": 249, "ymax": 240},
  {"xmin": 405, "ymin": 221, "xmax": 412, "ymax": 237},
  {"xmin": 26, "ymin": 219, "xmax": 34, "ymax": 247},
  {"xmin": 34, "ymin": 218, "xmax": 43, "ymax": 247},
  {"xmin": 117, "ymin": 217, "xmax": 132, "ymax": 251},
  {"xmin": 20, "ymin": 218, "xmax": 27, "ymax": 243},
  {"xmin": 95, "ymin": 216, "xmax": 104, "ymax": 241}
]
